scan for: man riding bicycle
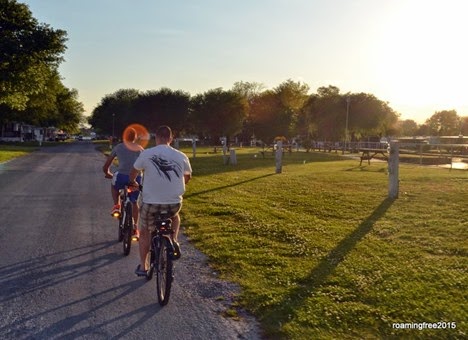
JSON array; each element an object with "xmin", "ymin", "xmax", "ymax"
[
  {"xmin": 129, "ymin": 125, "xmax": 192, "ymax": 276},
  {"xmin": 103, "ymin": 128, "xmax": 143, "ymax": 235}
]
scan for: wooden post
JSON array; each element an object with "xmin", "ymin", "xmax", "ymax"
[
  {"xmin": 388, "ymin": 142, "xmax": 399, "ymax": 199},
  {"xmin": 275, "ymin": 141, "xmax": 283, "ymax": 173}
]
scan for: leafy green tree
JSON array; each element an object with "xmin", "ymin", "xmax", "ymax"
[
  {"xmin": 397, "ymin": 119, "xmax": 418, "ymax": 137},
  {"xmin": 231, "ymin": 81, "xmax": 265, "ymax": 143},
  {"xmin": 426, "ymin": 110, "xmax": 461, "ymax": 136},
  {"xmin": 250, "ymin": 79, "xmax": 309, "ymax": 143},
  {"xmin": 191, "ymin": 88, "xmax": 248, "ymax": 143},
  {"xmin": 302, "ymin": 85, "xmax": 344, "ymax": 141},
  {"xmin": 303, "ymin": 86, "xmax": 398, "ymax": 142},
  {"xmin": 348, "ymin": 93, "xmax": 398, "ymax": 139},
  {"xmin": 133, "ymin": 88, "xmax": 191, "ymax": 136},
  {"xmin": 88, "ymin": 89, "xmax": 141, "ymax": 137},
  {"xmin": 0, "ymin": 0, "xmax": 67, "ymax": 111}
]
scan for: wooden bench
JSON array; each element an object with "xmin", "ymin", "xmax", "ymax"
[{"xmin": 359, "ymin": 148, "xmax": 388, "ymax": 165}]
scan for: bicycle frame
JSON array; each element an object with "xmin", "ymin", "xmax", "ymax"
[{"xmin": 118, "ymin": 185, "xmax": 136, "ymax": 256}]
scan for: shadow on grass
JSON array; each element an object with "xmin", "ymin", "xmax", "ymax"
[
  {"xmin": 185, "ymin": 173, "xmax": 276, "ymax": 198},
  {"xmin": 263, "ymin": 197, "xmax": 395, "ymax": 332}
]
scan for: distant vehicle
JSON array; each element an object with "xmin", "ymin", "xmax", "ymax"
[{"xmin": 55, "ymin": 133, "xmax": 68, "ymax": 142}]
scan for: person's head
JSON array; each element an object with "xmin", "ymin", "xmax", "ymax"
[
  {"xmin": 126, "ymin": 127, "xmax": 137, "ymax": 143},
  {"xmin": 155, "ymin": 125, "xmax": 173, "ymax": 145}
]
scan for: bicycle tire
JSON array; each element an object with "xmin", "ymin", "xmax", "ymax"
[
  {"xmin": 122, "ymin": 203, "xmax": 132, "ymax": 256},
  {"xmin": 156, "ymin": 237, "xmax": 173, "ymax": 306},
  {"xmin": 117, "ymin": 206, "xmax": 124, "ymax": 242},
  {"xmin": 145, "ymin": 248, "xmax": 154, "ymax": 281}
]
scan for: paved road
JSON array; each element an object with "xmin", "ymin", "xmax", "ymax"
[{"xmin": 0, "ymin": 142, "xmax": 261, "ymax": 339}]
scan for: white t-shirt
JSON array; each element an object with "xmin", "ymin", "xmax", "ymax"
[{"xmin": 133, "ymin": 144, "xmax": 192, "ymax": 204}]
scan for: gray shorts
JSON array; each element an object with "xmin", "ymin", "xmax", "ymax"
[{"xmin": 139, "ymin": 202, "xmax": 182, "ymax": 231}]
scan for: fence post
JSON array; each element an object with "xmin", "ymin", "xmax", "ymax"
[
  {"xmin": 388, "ymin": 142, "xmax": 399, "ymax": 199},
  {"xmin": 275, "ymin": 141, "xmax": 283, "ymax": 173}
]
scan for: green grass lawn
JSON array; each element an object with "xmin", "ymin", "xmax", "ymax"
[
  {"xmin": 181, "ymin": 147, "xmax": 467, "ymax": 339},
  {"xmin": 0, "ymin": 144, "xmax": 40, "ymax": 163}
]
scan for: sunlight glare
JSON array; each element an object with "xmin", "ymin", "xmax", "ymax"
[{"xmin": 376, "ymin": 1, "xmax": 468, "ymax": 109}]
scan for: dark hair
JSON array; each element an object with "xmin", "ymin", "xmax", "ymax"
[
  {"xmin": 155, "ymin": 125, "xmax": 172, "ymax": 140},
  {"xmin": 127, "ymin": 127, "xmax": 137, "ymax": 141}
]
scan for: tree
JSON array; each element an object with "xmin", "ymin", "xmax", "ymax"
[
  {"xmin": 347, "ymin": 93, "xmax": 398, "ymax": 139},
  {"xmin": 303, "ymin": 86, "xmax": 399, "ymax": 142},
  {"xmin": 231, "ymin": 81, "xmax": 265, "ymax": 144},
  {"xmin": 88, "ymin": 89, "xmax": 141, "ymax": 137},
  {"xmin": 249, "ymin": 79, "xmax": 309, "ymax": 143},
  {"xmin": 133, "ymin": 88, "xmax": 191, "ymax": 136},
  {"xmin": 461, "ymin": 116, "xmax": 468, "ymax": 135},
  {"xmin": 0, "ymin": 0, "xmax": 67, "ymax": 111},
  {"xmin": 397, "ymin": 119, "xmax": 418, "ymax": 137},
  {"xmin": 191, "ymin": 88, "xmax": 248, "ymax": 143},
  {"xmin": 302, "ymin": 85, "xmax": 345, "ymax": 141},
  {"xmin": 425, "ymin": 110, "xmax": 460, "ymax": 136}
]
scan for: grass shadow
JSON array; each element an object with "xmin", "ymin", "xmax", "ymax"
[
  {"xmin": 185, "ymin": 173, "xmax": 276, "ymax": 198},
  {"xmin": 262, "ymin": 197, "xmax": 396, "ymax": 332}
]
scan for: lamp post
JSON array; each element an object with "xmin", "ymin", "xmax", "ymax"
[{"xmin": 345, "ymin": 96, "xmax": 350, "ymax": 151}]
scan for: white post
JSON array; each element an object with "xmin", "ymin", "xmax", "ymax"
[
  {"xmin": 388, "ymin": 142, "xmax": 399, "ymax": 199},
  {"xmin": 345, "ymin": 96, "xmax": 350, "ymax": 152},
  {"xmin": 221, "ymin": 137, "xmax": 228, "ymax": 165},
  {"xmin": 174, "ymin": 138, "xmax": 180, "ymax": 149},
  {"xmin": 275, "ymin": 141, "xmax": 283, "ymax": 173},
  {"xmin": 230, "ymin": 149, "xmax": 237, "ymax": 165}
]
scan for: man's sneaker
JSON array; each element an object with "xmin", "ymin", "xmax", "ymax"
[
  {"xmin": 171, "ymin": 240, "xmax": 181, "ymax": 260},
  {"xmin": 111, "ymin": 204, "xmax": 121, "ymax": 218},
  {"xmin": 134, "ymin": 264, "xmax": 147, "ymax": 277}
]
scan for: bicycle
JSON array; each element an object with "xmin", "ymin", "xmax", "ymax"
[
  {"xmin": 144, "ymin": 211, "xmax": 180, "ymax": 306},
  {"xmin": 113, "ymin": 184, "xmax": 138, "ymax": 256}
]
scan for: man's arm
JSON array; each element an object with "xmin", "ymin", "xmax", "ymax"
[
  {"xmin": 102, "ymin": 155, "xmax": 116, "ymax": 178},
  {"xmin": 129, "ymin": 167, "xmax": 139, "ymax": 184},
  {"xmin": 184, "ymin": 173, "xmax": 191, "ymax": 184}
]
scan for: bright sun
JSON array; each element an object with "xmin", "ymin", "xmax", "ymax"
[{"xmin": 376, "ymin": 1, "xmax": 468, "ymax": 109}]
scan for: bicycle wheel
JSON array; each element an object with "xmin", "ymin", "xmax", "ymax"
[
  {"xmin": 156, "ymin": 237, "xmax": 173, "ymax": 306},
  {"xmin": 117, "ymin": 207, "xmax": 124, "ymax": 242},
  {"xmin": 122, "ymin": 203, "xmax": 132, "ymax": 256},
  {"xmin": 145, "ymin": 247, "xmax": 154, "ymax": 281}
]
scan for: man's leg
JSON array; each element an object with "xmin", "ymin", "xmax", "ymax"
[
  {"xmin": 171, "ymin": 213, "xmax": 180, "ymax": 241},
  {"xmin": 139, "ymin": 227, "xmax": 150, "ymax": 270},
  {"xmin": 132, "ymin": 201, "xmax": 139, "ymax": 225},
  {"xmin": 111, "ymin": 185, "xmax": 119, "ymax": 205}
]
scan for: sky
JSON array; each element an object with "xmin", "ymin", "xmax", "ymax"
[{"xmin": 21, "ymin": 0, "xmax": 468, "ymax": 124}]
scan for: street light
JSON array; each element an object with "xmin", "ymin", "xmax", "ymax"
[{"xmin": 345, "ymin": 96, "xmax": 350, "ymax": 151}]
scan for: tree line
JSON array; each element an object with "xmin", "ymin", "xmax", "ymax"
[{"xmin": 88, "ymin": 83, "xmax": 467, "ymax": 146}]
